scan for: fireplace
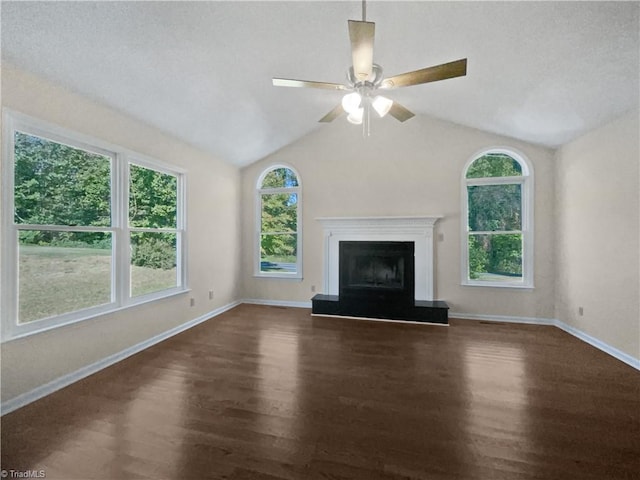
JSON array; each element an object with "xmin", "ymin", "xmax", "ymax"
[
  {"xmin": 339, "ymin": 241, "xmax": 414, "ymax": 303},
  {"xmin": 312, "ymin": 216, "xmax": 449, "ymax": 324}
]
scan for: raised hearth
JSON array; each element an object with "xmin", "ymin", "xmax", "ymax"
[
  {"xmin": 313, "ymin": 216, "xmax": 448, "ymax": 324},
  {"xmin": 311, "ymin": 294, "xmax": 449, "ymax": 324}
]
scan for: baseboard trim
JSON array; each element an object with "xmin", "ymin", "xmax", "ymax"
[
  {"xmin": 451, "ymin": 312, "xmax": 639, "ymax": 370},
  {"xmin": 242, "ymin": 304, "xmax": 639, "ymax": 370},
  {"xmin": 449, "ymin": 312, "xmax": 556, "ymax": 325},
  {"xmin": 554, "ymin": 319, "xmax": 640, "ymax": 370},
  {"xmin": 242, "ymin": 298, "xmax": 312, "ymax": 309},
  {"xmin": 4, "ymin": 301, "xmax": 637, "ymax": 415},
  {"xmin": 1, "ymin": 300, "xmax": 241, "ymax": 416}
]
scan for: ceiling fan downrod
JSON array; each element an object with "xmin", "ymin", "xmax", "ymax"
[{"xmin": 271, "ymin": 0, "xmax": 467, "ymax": 129}]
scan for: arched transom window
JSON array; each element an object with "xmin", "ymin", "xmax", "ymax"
[
  {"xmin": 462, "ymin": 150, "xmax": 533, "ymax": 288},
  {"xmin": 256, "ymin": 166, "xmax": 302, "ymax": 278}
]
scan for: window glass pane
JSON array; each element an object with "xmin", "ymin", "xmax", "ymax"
[
  {"xmin": 14, "ymin": 131, "xmax": 111, "ymax": 226},
  {"xmin": 261, "ymin": 193, "xmax": 297, "ymax": 233},
  {"xmin": 261, "ymin": 168, "xmax": 299, "ymax": 188},
  {"xmin": 468, "ymin": 184, "xmax": 521, "ymax": 231},
  {"xmin": 468, "ymin": 234, "xmax": 522, "ymax": 281},
  {"xmin": 18, "ymin": 231, "xmax": 112, "ymax": 323},
  {"xmin": 466, "ymin": 154, "xmax": 522, "ymax": 179},
  {"xmin": 260, "ymin": 233, "xmax": 297, "ymax": 273},
  {"xmin": 131, "ymin": 232, "xmax": 177, "ymax": 296},
  {"xmin": 129, "ymin": 164, "xmax": 177, "ymax": 228}
]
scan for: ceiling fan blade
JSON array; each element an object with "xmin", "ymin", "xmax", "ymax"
[
  {"xmin": 381, "ymin": 58, "xmax": 467, "ymax": 89},
  {"xmin": 273, "ymin": 78, "xmax": 346, "ymax": 90},
  {"xmin": 348, "ymin": 20, "xmax": 375, "ymax": 81},
  {"xmin": 319, "ymin": 104, "xmax": 345, "ymax": 123},
  {"xmin": 388, "ymin": 102, "xmax": 415, "ymax": 122}
]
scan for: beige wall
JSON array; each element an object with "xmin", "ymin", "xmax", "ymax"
[
  {"xmin": 241, "ymin": 114, "xmax": 556, "ymax": 319},
  {"xmin": 3, "ymin": 64, "xmax": 636, "ymax": 406},
  {"xmin": 1, "ymin": 65, "xmax": 242, "ymax": 402},
  {"xmin": 555, "ymin": 110, "xmax": 640, "ymax": 359}
]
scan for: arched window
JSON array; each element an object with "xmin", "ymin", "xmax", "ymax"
[
  {"xmin": 256, "ymin": 165, "xmax": 302, "ymax": 278},
  {"xmin": 462, "ymin": 150, "xmax": 533, "ymax": 288}
]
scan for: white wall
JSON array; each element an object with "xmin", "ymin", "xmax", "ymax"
[
  {"xmin": 555, "ymin": 110, "xmax": 640, "ymax": 360},
  {"xmin": 241, "ymin": 114, "xmax": 556, "ymax": 320},
  {"xmin": 0, "ymin": 65, "xmax": 242, "ymax": 403}
]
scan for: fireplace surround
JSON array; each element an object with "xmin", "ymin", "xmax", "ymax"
[{"xmin": 312, "ymin": 216, "xmax": 449, "ymax": 324}]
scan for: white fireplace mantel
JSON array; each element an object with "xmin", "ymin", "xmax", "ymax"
[{"xmin": 316, "ymin": 216, "xmax": 443, "ymax": 301}]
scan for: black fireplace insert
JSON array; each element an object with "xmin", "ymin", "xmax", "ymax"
[{"xmin": 339, "ymin": 241, "xmax": 415, "ymax": 303}]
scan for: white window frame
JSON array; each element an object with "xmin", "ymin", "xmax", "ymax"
[
  {"xmin": 1, "ymin": 109, "xmax": 187, "ymax": 342},
  {"xmin": 126, "ymin": 156, "xmax": 187, "ymax": 299},
  {"xmin": 254, "ymin": 164, "xmax": 302, "ymax": 279},
  {"xmin": 461, "ymin": 148, "xmax": 534, "ymax": 289}
]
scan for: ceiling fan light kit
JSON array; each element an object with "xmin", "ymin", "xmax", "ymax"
[
  {"xmin": 372, "ymin": 95, "xmax": 393, "ymax": 118},
  {"xmin": 342, "ymin": 91, "xmax": 362, "ymax": 114},
  {"xmin": 347, "ymin": 108, "xmax": 364, "ymax": 125},
  {"xmin": 273, "ymin": 0, "xmax": 467, "ymax": 135}
]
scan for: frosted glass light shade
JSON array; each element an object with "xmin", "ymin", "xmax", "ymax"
[
  {"xmin": 347, "ymin": 107, "xmax": 364, "ymax": 125},
  {"xmin": 342, "ymin": 92, "xmax": 362, "ymax": 114},
  {"xmin": 372, "ymin": 95, "xmax": 393, "ymax": 117}
]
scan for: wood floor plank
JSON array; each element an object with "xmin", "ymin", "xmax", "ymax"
[{"xmin": 2, "ymin": 304, "xmax": 639, "ymax": 479}]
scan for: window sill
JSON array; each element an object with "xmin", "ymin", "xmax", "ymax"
[
  {"xmin": 461, "ymin": 281, "xmax": 534, "ymax": 290},
  {"xmin": 1, "ymin": 288, "xmax": 191, "ymax": 344},
  {"xmin": 254, "ymin": 272, "xmax": 303, "ymax": 280}
]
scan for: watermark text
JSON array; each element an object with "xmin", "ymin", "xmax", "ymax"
[{"xmin": 1, "ymin": 470, "xmax": 46, "ymax": 479}]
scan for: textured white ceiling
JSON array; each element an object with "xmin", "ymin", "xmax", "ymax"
[{"xmin": 2, "ymin": 1, "xmax": 638, "ymax": 166}]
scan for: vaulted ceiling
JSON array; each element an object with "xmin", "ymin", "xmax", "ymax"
[{"xmin": 2, "ymin": 1, "xmax": 638, "ymax": 167}]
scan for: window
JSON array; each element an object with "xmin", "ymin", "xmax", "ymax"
[
  {"xmin": 462, "ymin": 150, "xmax": 533, "ymax": 288},
  {"xmin": 129, "ymin": 163, "xmax": 180, "ymax": 297},
  {"xmin": 256, "ymin": 166, "xmax": 302, "ymax": 278},
  {"xmin": 1, "ymin": 111, "xmax": 186, "ymax": 340}
]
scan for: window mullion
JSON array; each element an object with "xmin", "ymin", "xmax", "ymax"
[
  {"xmin": 14, "ymin": 224, "xmax": 113, "ymax": 233},
  {"xmin": 177, "ymin": 173, "xmax": 187, "ymax": 289},
  {"xmin": 296, "ymin": 187, "xmax": 303, "ymax": 276},
  {"xmin": 128, "ymin": 227, "xmax": 179, "ymax": 234},
  {"xmin": 1, "ymin": 114, "xmax": 18, "ymax": 338},
  {"xmin": 468, "ymin": 230, "xmax": 523, "ymax": 235},
  {"xmin": 259, "ymin": 187, "xmax": 301, "ymax": 195},
  {"xmin": 261, "ymin": 231, "xmax": 296, "ymax": 236},
  {"xmin": 113, "ymin": 154, "xmax": 130, "ymax": 304},
  {"xmin": 466, "ymin": 176, "xmax": 524, "ymax": 187}
]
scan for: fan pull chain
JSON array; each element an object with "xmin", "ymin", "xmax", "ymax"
[
  {"xmin": 363, "ymin": 100, "xmax": 371, "ymax": 138},
  {"xmin": 362, "ymin": 0, "xmax": 366, "ymax": 21}
]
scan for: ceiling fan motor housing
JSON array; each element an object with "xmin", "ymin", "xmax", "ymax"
[
  {"xmin": 347, "ymin": 63, "xmax": 384, "ymax": 91},
  {"xmin": 272, "ymin": 10, "xmax": 467, "ymax": 125}
]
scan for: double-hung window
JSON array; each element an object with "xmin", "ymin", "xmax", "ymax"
[
  {"xmin": 128, "ymin": 162, "xmax": 182, "ymax": 297},
  {"xmin": 1, "ymin": 111, "xmax": 186, "ymax": 340},
  {"xmin": 462, "ymin": 150, "xmax": 533, "ymax": 288},
  {"xmin": 255, "ymin": 166, "xmax": 302, "ymax": 278}
]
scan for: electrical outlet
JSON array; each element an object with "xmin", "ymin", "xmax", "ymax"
[
  {"xmin": 438, "ymin": 233, "xmax": 444, "ymax": 241},
  {"xmin": 311, "ymin": 285, "xmax": 316, "ymax": 293},
  {"xmin": 190, "ymin": 297, "xmax": 195, "ymax": 307},
  {"xmin": 578, "ymin": 306, "xmax": 584, "ymax": 316},
  {"xmin": 209, "ymin": 290, "xmax": 214, "ymax": 300}
]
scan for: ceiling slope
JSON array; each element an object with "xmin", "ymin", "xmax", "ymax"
[{"xmin": 2, "ymin": 1, "xmax": 638, "ymax": 166}]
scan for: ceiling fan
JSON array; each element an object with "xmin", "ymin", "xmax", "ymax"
[{"xmin": 272, "ymin": 0, "xmax": 467, "ymax": 131}]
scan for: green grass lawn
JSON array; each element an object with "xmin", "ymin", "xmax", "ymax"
[
  {"xmin": 261, "ymin": 254, "xmax": 296, "ymax": 263},
  {"xmin": 19, "ymin": 245, "xmax": 176, "ymax": 323}
]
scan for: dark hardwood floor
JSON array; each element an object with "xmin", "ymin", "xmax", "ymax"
[{"xmin": 1, "ymin": 304, "xmax": 639, "ymax": 479}]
